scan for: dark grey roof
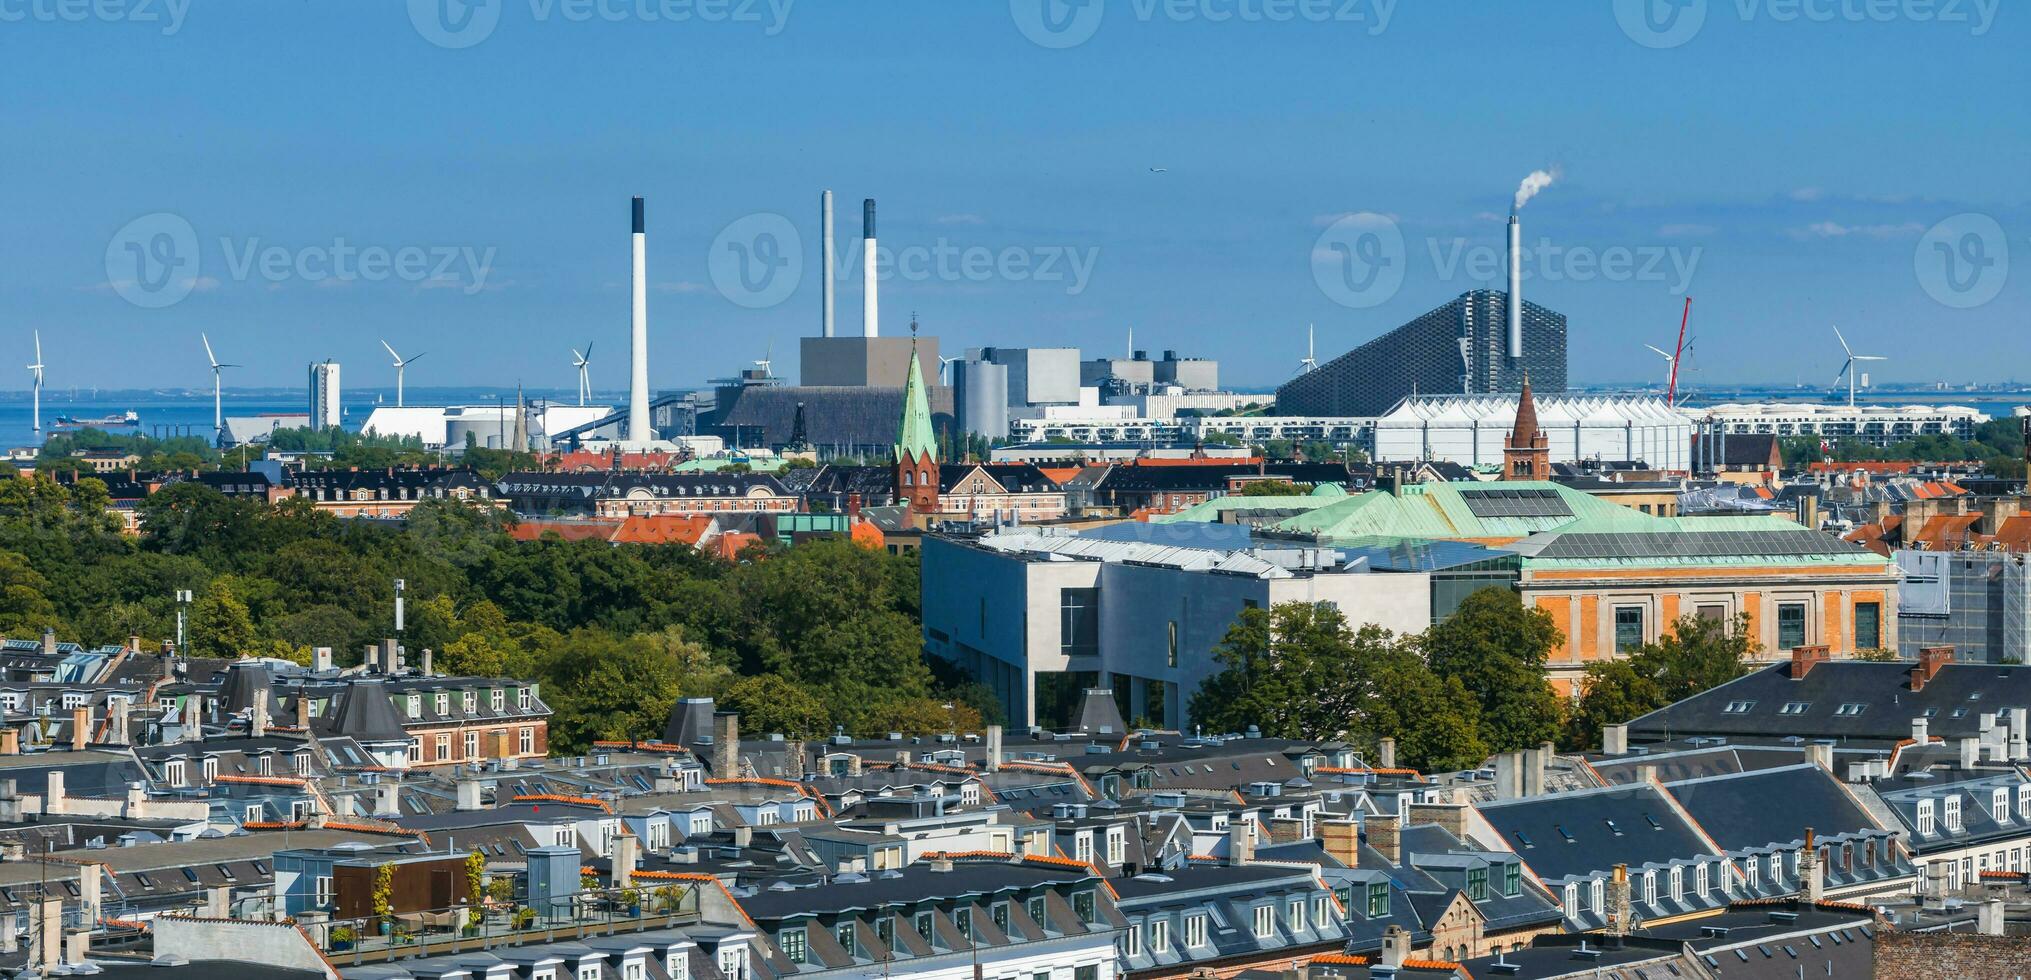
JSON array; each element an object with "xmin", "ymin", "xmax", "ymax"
[
  {"xmin": 1627, "ymin": 660, "xmax": 2031, "ymax": 746},
  {"xmin": 325, "ymin": 679, "xmax": 411, "ymax": 744},
  {"xmin": 1474, "ymin": 784, "xmax": 1713, "ymax": 882},
  {"xmin": 663, "ymin": 698, "xmax": 716, "ymax": 751},
  {"xmin": 217, "ymin": 660, "xmax": 273, "ymax": 715},
  {"xmin": 1073, "ymin": 688, "xmax": 1127, "ymax": 736},
  {"xmin": 1665, "ymin": 764, "xmax": 1877, "ymax": 851}
]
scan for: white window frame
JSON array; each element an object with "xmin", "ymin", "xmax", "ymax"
[
  {"xmin": 1151, "ymin": 918, "xmax": 1170, "ymax": 952},
  {"xmin": 1252, "ymin": 905, "xmax": 1274, "ymax": 939},
  {"xmin": 1185, "ymin": 913, "xmax": 1207, "ymax": 948}
]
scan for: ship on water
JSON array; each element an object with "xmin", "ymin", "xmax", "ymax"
[{"xmin": 50, "ymin": 410, "xmax": 140, "ymax": 431}]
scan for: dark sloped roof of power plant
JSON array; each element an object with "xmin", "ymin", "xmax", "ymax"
[{"xmin": 707, "ymin": 385, "xmax": 953, "ymax": 450}]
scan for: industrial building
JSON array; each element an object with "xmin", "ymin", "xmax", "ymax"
[
  {"xmin": 307, "ymin": 361, "xmax": 341, "ymax": 430},
  {"xmin": 797, "ymin": 335, "xmax": 940, "ymax": 388},
  {"xmin": 1695, "ymin": 402, "xmax": 1989, "ymax": 447},
  {"xmin": 1371, "ymin": 393, "xmax": 1692, "ymax": 471},
  {"xmin": 359, "ymin": 403, "xmax": 611, "ymax": 451},
  {"xmin": 1277, "ymin": 289, "xmax": 1568, "ymax": 417},
  {"xmin": 1080, "ymin": 348, "xmax": 1220, "ymax": 395}
]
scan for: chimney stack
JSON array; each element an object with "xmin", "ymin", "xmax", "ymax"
[
  {"xmin": 69, "ymin": 707, "xmax": 88, "ymax": 752},
  {"xmin": 1911, "ymin": 646, "xmax": 1954, "ymax": 692},
  {"xmin": 1790, "ymin": 645, "xmax": 1831, "ymax": 679},
  {"xmin": 1380, "ymin": 925, "xmax": 1410, "ymax": 969},
  {"xmin": 821, "ymin": 190, "xmax": 836, "ymax": 338},
  {"xmin": 1607, "ymin": 864, "xmax": 1632, "ymax": 937},
  {"xmin": 1800, "ymin": 828, "xmax": 1823, "ymax": 903},
  {"xmin": 612, "ymin": 833, "xmax": 639, "ymax": 889},
  {"xmin": 628, "ymin": 196, "xmax": 650, "ymax": 444},
  {"xmin": 420, "ymin": 648, "xmax": 433, "ymax": 678},
  {"xmin": 712, "ymin": 712, "xmax": 739, "ymax": 778},
  {"xmin": 295, "ymin": 695, "xmax": 311, "ymax": 731},
  {"xmin": 1226, "ymin": 820, "xmax": 1254, "ymax": 866},
  {"xmin": 1602, "ymin": 723, "xmax": 1629, "ymax": 756},
  {"xmin": 1506, "ymin": 211, "xmax": 1523, "ymax": 360},
  {"xmin": 312, "ymin": 647, "xmax": 332, "ymax": 673},
  {"xmin": 1377, "ymin": 737, "xmax": 1397, "ymax": 770},
  {"xmin": 985, "ymin": 725, "xmax": 1003, "ymax": 773},
  {"xmin": 40, "ymin": 628, "xmax": 56, "ymax": 656},
  {"xmin": 250, "ymin": 687, "xmax": 269, "ymax": 739},
  {"xmin": 1319, "ymin": 818, "xmax": 1360, "ymax": 868},
  {"xmin": 861, "ymin": 198, "xmax": 879, "ymax": 338},
  {"xmin": 1366, "ymin": 814, "xmax": 1401, "ymax": 865}
]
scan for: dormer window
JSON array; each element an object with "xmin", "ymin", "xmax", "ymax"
[
  {"xmin": 435, "ymin": 693, "xmax": 449, "ymax": 715},
  {"xmin": 491, "ymin": 689, "xmax": 505, "ymax": 712},
  {"xmin": 463, "ymin": 691, "xmax": 477, "ymax": 713}
]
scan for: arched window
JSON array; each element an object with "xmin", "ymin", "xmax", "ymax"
[{"xmin": 902, "ymin": 472, "xmax": 912, "ymax": 487}]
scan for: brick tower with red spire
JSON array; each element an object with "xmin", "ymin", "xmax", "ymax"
[{"xmin": 1502, "ymin": 373, "xmax": 1550, "ymax": 481}]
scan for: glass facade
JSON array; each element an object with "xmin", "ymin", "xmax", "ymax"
[
  {"xmin": 1060, "ymin": 587, "xmax": 1100, "ymax": 658},
  {"xmin": 1276, "ymin": 289, "xmax": 1569, "ymax": 417}
]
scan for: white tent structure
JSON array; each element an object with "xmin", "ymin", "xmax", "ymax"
[{"xmin": 1372, "ymin": 393, "xmax": 1694, "ymax": 471}]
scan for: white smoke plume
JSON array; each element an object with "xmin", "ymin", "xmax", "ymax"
[{"xmin": 1513, "ymin": 168, "xmax": 1559, "ymax": 211}]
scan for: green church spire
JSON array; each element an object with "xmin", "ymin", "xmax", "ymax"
[{"xmin": 895, "ymin": 319, "xmax": 937, "ymax": 465}]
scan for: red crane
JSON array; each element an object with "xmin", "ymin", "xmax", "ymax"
[{"xmin": 1666, "ymin": 297, "xmax": 1693, "ymax": 407}]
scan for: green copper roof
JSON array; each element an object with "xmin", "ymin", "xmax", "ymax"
[{"xmin": 894, "ymin": 345, "xmax": 937, "ymax": 464}]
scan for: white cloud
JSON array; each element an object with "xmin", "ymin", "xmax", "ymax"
[{"xmin": 1658, "ymin": 224, "xmax": 1716, "ymax": 238}]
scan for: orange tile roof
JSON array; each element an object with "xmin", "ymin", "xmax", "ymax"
[
  {"xmin": 612, "ymin": 515, "xmax": 715, "ymax": 545},
  {"xmin": 511, "ymin": 793, "xmax": 614, "ymax": 813},
  {"xmin": 709, "ymin": 531, "xmax": 766, "ymax": 560},
  {"xmin": 1036, "ymin": 466, "xmax": 1083, "ymax": 485}
]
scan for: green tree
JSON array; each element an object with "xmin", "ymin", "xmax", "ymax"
[
  {"xmin": 0, "ymin": 551, "xmax": 62, "ymax": 639},
  {"xmin": 188, "ymin": 579, "xmax": 257, "ymax": 658},
  {"xmin": 1238, "ymin": 481, "xmax": 1312, "ymax": 497},
  {"xmin": 1421, "ymin": 588, "xmax": 1565, "ymax": 752},
  {"xmin": 1564, "ymin": 614, "xmax": 1757, "ymax": 749},
  {"xmin": 719, "ymin": 674, "xmax": 831, "ymax": 736}
]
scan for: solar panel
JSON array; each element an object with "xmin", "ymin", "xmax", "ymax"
[
  {"xmin": 1535, "ymin": 530, "xmax": 1861, "ymax": 561},
  {"xmin": 1459, "ymin": 487, "xmax": 1573, "ymax": 519}
]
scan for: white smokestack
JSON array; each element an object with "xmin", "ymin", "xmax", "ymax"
[
  {"xmin": 1507, "ymin": 211, "xmax": 1522, "ymax": 361},
  {"xmin": 821, "ymin": 190, "xmax": 835, "ymax": 338},
  {"xmin": 1505, "ymin": 169, "xmax": 1555, "ymax": 362},
  {"xmin": 629, "ymin": 196, "xmax": 649, "ymax": 443},
  {"xmin": 862, "ymin": 198, "xmax": 879, "ymax": 338}
]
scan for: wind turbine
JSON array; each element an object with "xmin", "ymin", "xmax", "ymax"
[
  {"xmin": 1296, "ymin": 324, "xmax": 1319, "ymax": 375},
  {"xmin": 937, "ymin": 354, "xmax": 960, "ymax": 385},
  {"xmin": 380, "ymin": 340, "xmax": 426, "ymax": 407},
  {"xmin": 570, "ymin": 342, "xmax": 593, "ymax": 406},
  {"xmin": 1644, "ymin": 344, "xmax": 1679, "ymax": 396},
  {"xmin": 202, "ymin": 333, "xmax": 236, "ymax": 440},
  {"xmin": 26, "ymin": 332, "xmax": 43, "ymax": 439},
  {"xmin": 1831, "ymin": 325, "xmax": 1886, "ymax": 408},
  {"xmin": 752, "ymin": 341, "xmax": 775, "ymax": 380}
]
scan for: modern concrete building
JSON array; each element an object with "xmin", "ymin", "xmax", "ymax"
[
  {"xmin": 1277, "ymin": 289, "xmax": 1567, "ymax": 418},
  {"xmin": 952, "ymin": 357, "xmax": 1010, "ymax": 439},
  {"xmin": 920, "ymin": 523, "xmax": 1501, "ymax": 728},
  {"xmin": 308, "ymin": 360, "xmax": 341, "ymax": 430},
  {"xmin": 798, "ymin": 335, "xmax": 940, "ymax": 388},
  {"xmin": 1895, "ymin": 549, "xmax": 2031, "ymax": 662},
  {"xmin": 978, "ymin": 346, "xmax": 1082, "ymax": 407},
  {"xmin": 1151, "ymin": 350, "xmax": 1218, "ymax": 391}
]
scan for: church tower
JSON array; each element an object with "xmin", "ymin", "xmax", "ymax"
[
  {"xmin": 894, "ymin": 330, "xmax": 939, "ymax": 513},
  {"xmin": 1502, "ymin": 373, "xmax": 1550, "ymax": 480}
]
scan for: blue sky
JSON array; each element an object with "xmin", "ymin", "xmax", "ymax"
[{"xmin": 2, "ymin": 1, "xmax": 2025, "ymax": 394}]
